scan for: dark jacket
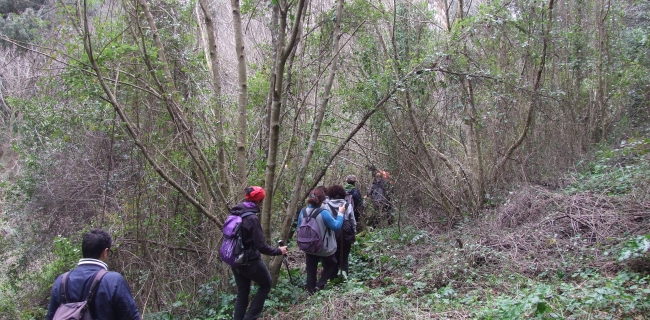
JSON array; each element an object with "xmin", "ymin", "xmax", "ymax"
[
  {"xmin": 368, "ymin": 178, "xmax": 389, "ymax": 201},
  {"xmin": 46, "ymin": 259, "xmax": 141, "ymax": 320},
  {"xmin": 350, "ymin": 188, "xmax": 363, "ymax": 210},
  {"xmin": 231, "ymin": 201, "xmax": 282, "ymax": 263},
  {"xmin": 344, "ymin": 184, "xmax": 364, "ymax": 218}
]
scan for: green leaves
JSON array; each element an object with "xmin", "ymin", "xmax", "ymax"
[{"xmin": 619, "ymin": 235, "xmax": 650, "ymax": 262}]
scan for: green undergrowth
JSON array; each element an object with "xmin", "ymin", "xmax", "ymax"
[
  {"xmin": 267, "ymin": 225, "xmax": 650, "ymax": 319},
  {"xmin": 280, "ymin": 270, "xmax": 650, "ymax": 319},
  {"xmin": 264, "ymin": 139, "xmax": 650, "ymax": 319},
  {"xmin": 566, "ymin": 137, "xmax": 650, "ymax": 196}
]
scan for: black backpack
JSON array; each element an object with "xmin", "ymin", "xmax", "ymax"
[{"xmin": 52, "ymin": 269, "xmax": 107, "ymax": 320}]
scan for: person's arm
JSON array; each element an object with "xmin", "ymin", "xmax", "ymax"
[
  {"xmin": 320, "ymin": 208, "xmax": 343, "ymax": 231},
  {"xmin": 112, "ymin": 274, "xmax": 142, "ymax": 320},
  {"xmin": 327, "ymin": 203, "xmax": 339, "ymax": 218},
  {"xmin": 45, "ymin": 276, "xmax": 62, "ymax": 320},
  {"xmin": 249, "ymin": 215, "xmax": 283, "ymax": 256}
]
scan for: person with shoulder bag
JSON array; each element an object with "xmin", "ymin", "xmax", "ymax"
[
  {"xmin": 296, "ymin": 188, "xmax": 343, "ymax": 294},
  {"xmin": 326, "ymin": 185, "xmax": 357, "ymax": 278},
  {"xmin": 229, "ymin": 186, "xmax": 287, "ymax": 320},
  {"xmin": 46, "ymin": 229, "xmax": 141, "ymax": 320}
]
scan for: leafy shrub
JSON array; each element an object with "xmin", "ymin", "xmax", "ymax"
[
  {"xmin": 0, "ymin": 8, "xmax": 45, "ymax": 48},
  {"xmin": 0, "ymin": 236, "xmax": 80, "ymax": 319},
  {"xmin": 472, "ymin": 272, "xmax": 650, "ymax": 319},
  {"xmin": 567, "ymin": 138, "xmax": 650, "ymax": 195}
]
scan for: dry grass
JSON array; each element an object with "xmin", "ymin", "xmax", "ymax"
[{"xmin": 477, "ymin": 186, "xmax": 650, "ymax": 275}]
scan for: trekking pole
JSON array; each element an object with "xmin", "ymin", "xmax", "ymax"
[{"xmin": 278, "ymin": 240, "xmax": 298, "ymax": 304}]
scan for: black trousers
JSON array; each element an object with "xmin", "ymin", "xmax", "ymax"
[
  {"xmin": 304, "ymin": 253, "xmax": 337, "ymax": 294},
  {"xmin": 232, "ymin": 259, "xmax": 272, "ymax": 320},
  {"xmin": 334, "ymin": 235, "xmax": 352, "ymax": 276}
]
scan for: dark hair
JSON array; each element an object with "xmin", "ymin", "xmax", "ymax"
[
  {"xmin": 326, "ymin": 184, "xmax": 347, "ymax": 200},
  {"xmin": 82, "ymin": 229, "xmax": 112, "ymax": 259},
  {"xmin": 307, "ymin": 188, "xmax": 326, "ymax": 206}
]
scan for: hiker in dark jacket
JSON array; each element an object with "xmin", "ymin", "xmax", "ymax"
[
  {"xmin": 298, "ymin": 188, "xmax": 343, "ymax": 294},
  {"xmin": 230, "ymin": 186, "xmax": 287, "ymax": 320},
  {"xmin": 46, "ymin": 229, "xmax": 141, "ymax": 320},
  {"xmin": 344, "ymin": 175, "xmax": 364, "ymax": 222},
  {"xmin": 326, "ymin": 184, "xmax": 356, "ymax": 278},
  {"xmin": 367, "ymin": 171, "xmax": 391, "ymax": 210}
]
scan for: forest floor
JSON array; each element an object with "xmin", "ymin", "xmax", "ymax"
[{"xmin": 265, "ymin": 139, "xmax": 650, "ymax": 319}]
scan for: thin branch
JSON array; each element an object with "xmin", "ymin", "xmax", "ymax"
[
  {"xmin": 81, "ymin": 0, "xmax": 221, "ymax": 227},
  {"xmin": 491, "ymin": 0, "xmax": 555, "ymax": 183},
  {"xmin": 122, "ymin": 238, "xmax": 206, "ymax": 254}
]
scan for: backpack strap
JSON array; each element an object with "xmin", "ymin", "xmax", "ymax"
[
  {"xmin": 327, "ymin": 204, "xmax": 338, "ymax": 217},
  {"xmin": 238, "ymin": 212, "xmax": 256, "ymax": 246},
  {"xmin": 302, "ymin": 207, "xmax": 322, "ymax": 220},
  {"xmin": 84, "ymin": 269, "xmax": 108, "ymax": 303},
  {"xmin": 311, "ymin": 207, "xmax": 332, "ymax": 237},
  {"xmin": 60, "ymin": 271, "xmax": 71, "ymax": 304},
  {"xmin": 309, "ymin": 207, "xmax": 324, "ymax": 219},
  {"xmin": 328, "ymin": 203, "xmax": 350, "ymax": 219},
  {"xmin": 59, "ymin": 268, "xmax": 107, "ymax": 306},
  {"xmin": 240, "ymin": 212, "xmax": 255, "ymax": 219}
]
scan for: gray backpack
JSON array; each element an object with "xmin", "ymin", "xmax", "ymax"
[{"xmin": 52, "ymin": 269, "xmax": 107, "ymax": 320}]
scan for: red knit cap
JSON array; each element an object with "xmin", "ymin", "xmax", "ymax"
[{"xmin": 245, "ymin": 186, "xmax": 266, "ymax": 202}]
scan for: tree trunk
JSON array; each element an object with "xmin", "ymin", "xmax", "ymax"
[
  {"xmin": 261, "ymin": 0, "xmax": 308, "ymax": 249},
  {"xmin": 232, "ymin": 0, "xmax": 249, "ymax": 191},
  {"xmin": 596, "ymin": 0, "xmax": 610, "ymax": 142},
  {"xmin": 457, "ymin": 0, "xmax": 484, "ymax": 211},
  {"xmin": 199, "ymin": 0, "xmax": 230, "ymax": 208}
]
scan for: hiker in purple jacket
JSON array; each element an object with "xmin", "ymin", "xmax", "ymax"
[
  {"xmin": 46, "ymin": 229, "xmax": 141, "ymax": 320},
  {"xmin": 230, "ymin": 186, "xmax": 287, "ymax": 320}
]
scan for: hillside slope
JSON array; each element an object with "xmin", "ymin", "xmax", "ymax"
[{"xmin": 264, "ymin": 139, "xmax": 650, "ymax": 319}]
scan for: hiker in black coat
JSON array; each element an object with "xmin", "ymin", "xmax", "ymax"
[
  {"xmin": 231, "ymin": 186, "xmax": 287, "ymax": 320},
  {"xmin": 344, "ymin": 175, "xmax": 364, "ymax": 222},
  {"xmin": 367, "ymin": 171, "xmax": 391, "ymax": 210}
]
